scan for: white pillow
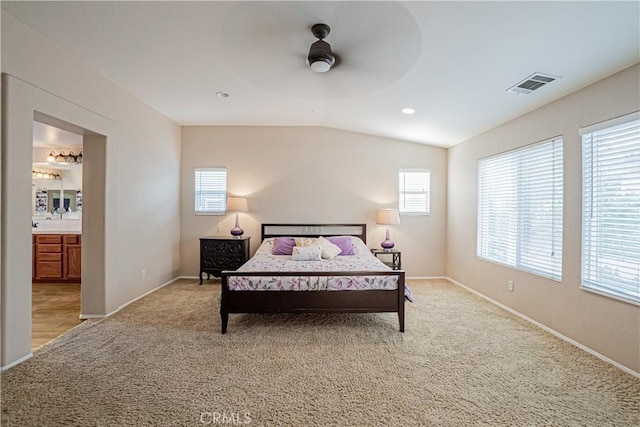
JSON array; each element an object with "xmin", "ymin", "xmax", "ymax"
[
  {"xmin": 317, "ymin": 236, "xmax": 342, "ymax": 260},
  {"xmin": 291, "ymin": 245, "xmax": 322, "ymax": 261}
]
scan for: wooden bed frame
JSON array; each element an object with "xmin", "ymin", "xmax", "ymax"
[{"xmin": 220, "ymin": 224, "xmax": 406, "ymax": 334}]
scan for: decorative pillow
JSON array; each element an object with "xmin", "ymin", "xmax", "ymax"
[
  {"xmin": 291, "ymin": 245, "xmax": 322, "ymax": 261},
  {"xmin": 316, "ymin": 236, "xmax": 342, "ymax": 260},
  {"xmin": 326, "ymin": 236, "xmax": 356, "ymax": 255},
  {"xmin": 294, "ymin": 237, "xmax": 318, "ymax": 247},
  {"xmin": 272, "ymin": 237, "xmax": 295, "ymax": 255}
]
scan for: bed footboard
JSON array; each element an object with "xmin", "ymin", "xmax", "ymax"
[{"xmin": 219, "ymin": 270, "xmax": 405, "ymax": 333}]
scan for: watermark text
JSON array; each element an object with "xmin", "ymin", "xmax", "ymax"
[{"xmin": 200, "ymin": 411, "xmax": 252, "ymax": 425}]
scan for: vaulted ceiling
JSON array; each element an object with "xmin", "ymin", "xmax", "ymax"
[{"xmin": 3, "ymin": 1, "xmax": 639, "ymax": 147}]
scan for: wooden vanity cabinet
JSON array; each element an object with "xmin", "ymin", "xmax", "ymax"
[
  {"xmin": 64, "ymin": 235, "xmax": 82, "ymax": 280},
  {"xmin": 34, "ymin": 234, "xmax": 63, "ymax": 280},
  {"xmin": 33, "ymin": 234, "xmax": 81, "ymax": 282}
]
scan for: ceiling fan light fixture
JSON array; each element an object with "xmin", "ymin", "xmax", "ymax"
[
  {"xmin": 310, "ymin": 60, "xmax": 332, "ymax": 73},
  {"xmin": 307, "ymin": 24, "xmax": 336, "ymax": 73}
]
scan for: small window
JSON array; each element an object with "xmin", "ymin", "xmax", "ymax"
[
  {"xmin": 195, "ymin": 168, "xmax": 227, "ymax": 215},
  {"xmin": 399, "ymin": 170, "xmax": 430, "ymax": 215},
  {"xmin": 477, "ymin": 137, "xmax": 564, "ymax": 280},
  {"xmin": 581, "ymin": 113, "xmax": 640, "ymax": 304}
]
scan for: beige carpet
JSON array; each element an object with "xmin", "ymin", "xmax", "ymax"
[{"xmin": 1, "ymin": 279, "xmax": 638, "ymax": 426}]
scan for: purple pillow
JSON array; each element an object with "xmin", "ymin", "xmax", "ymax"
[
  {"xmin": 272, "ymin": 237, "xmax": 295, "ymax": 255},
  {"xmin": 326, "ymin": 237, "xmax": 355, "ymax": 256}
]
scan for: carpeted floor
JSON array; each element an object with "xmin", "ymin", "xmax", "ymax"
[{"xmin": 1, "ymin": 279, "xmax": 638, "ymax": 426}]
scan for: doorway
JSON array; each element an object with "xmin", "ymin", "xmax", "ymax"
[
  {"xmin": 31, "ymin": 120, "xmax": 84, "ymax": 349},
  {"xmin": 2, "ymin": 75, "xmax": 116, "ymax": 369}
]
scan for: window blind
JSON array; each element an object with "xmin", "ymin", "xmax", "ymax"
[
  {"xmin": 582, "ymin": 116, "xmax": 640, "ymax": 304},
  {"xmin": 399, "ymin": 170, "xmax": 430, "ymax": 215},
  {"xmin": 195, "ymin": 168, "xmax": 227, "ymax": 215},
  {"xmin": 477, "ymin": 137, "xmax": 564, "ymax": 280}
]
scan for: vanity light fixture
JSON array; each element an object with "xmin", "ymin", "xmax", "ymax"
[
  {"xmin": 32, "ymin": 169, "xmax": 61, "ymax": 180},
  {"xmin": 401, "ymin": 108, "xmax": 415, "ymax": 115},
  {"xmin": 47, "ymin": 150, "xmax": 83, "ymax": 165}
]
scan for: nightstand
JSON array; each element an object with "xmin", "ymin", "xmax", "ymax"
[
  {"xmin": 371, "ymin": 248, "xmax": 402, "ymax": 270},
  {"xmin": 199, "ymin": 237, "xmax": 251, "ymax": 284}
]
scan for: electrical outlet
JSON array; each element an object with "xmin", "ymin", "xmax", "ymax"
[
  {"xmin": 508, "ymin": 280, "xmax": 514, "ymax": 292},
  {"xmin": 141, "ymin": 269, "xmax": 146, "ymax": 279}
]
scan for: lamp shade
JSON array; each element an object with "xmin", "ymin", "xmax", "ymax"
[
  {"xmin": 227, "ymin": 197, "xmax": 248, "ymax": 212},
  {"xmin": 376, "ymin": 209, "xmax": 400, "ymax": 225}
]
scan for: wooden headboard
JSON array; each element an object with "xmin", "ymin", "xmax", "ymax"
[{"xmin": 261, "ymin": 224, "xmax": 367, "ymax": 243}]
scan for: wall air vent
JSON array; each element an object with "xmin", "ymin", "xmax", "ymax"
[{"xmin": 507, "ymin": 73, "xmax": 560, "ymax": 95}]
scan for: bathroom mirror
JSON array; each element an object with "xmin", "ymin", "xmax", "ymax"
[{"xmin": 33, "ymin": 179, "xmax": 82, "ymax": 217}]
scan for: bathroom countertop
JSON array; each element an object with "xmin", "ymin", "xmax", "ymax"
[{"xmin": 32, "ymin": 229, "xmax": 82, "ymax": 235}]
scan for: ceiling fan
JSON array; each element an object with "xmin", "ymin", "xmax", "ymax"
[{"xmin": 307, "ymin": 23, "xmax": 337, "ymax": 73}]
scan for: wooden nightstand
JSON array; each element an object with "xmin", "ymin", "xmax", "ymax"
[
  {"xmin": 371, "ymin": 248, "xmax": 402, "ymax": 270},
  {"xmin": 199, "ymin": 237, "xmax": 251, "ymax": 284}
]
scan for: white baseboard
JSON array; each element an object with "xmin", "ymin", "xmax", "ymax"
[
  {"xmin": 445, "ymin": 276, "xmax": 640, "ymax": 379},
  {"xmin": 2, "ymin": 352, "xmax": 33, "ymax": 371},
  {"xmin": 78, "ymin": 313, "xmax": 107, "ymax": 320}
]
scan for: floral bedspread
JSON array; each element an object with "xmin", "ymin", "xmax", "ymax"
[{"xmin": 228, "ymin": 237, "xmax": 414, "ymax": 302}]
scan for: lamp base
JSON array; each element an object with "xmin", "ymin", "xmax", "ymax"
[
  {"xmin": 380, "ymin": 239, "xmax": 395, "ymax": 250},
  {"xmin": 230, "ymin": 212, "xmax": 244, "ymax": 238},
  {"xmin": 380, "ymin": 224, "xmax": 394, "ymax": 250},
  {"xmin": 230, "ymin": 227, "xmax": 244, "ymax": 238}
]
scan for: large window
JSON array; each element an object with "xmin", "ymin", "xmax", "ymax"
[
  {"xmin": 581, "ymin": 113, "xmax": 640, "ymax": 304},
  {"xmin": 477, "ymin": 137, "xmax": 564, "ymax": 280},
  {"xmin": 195, "ymin": 168, "xmax": 227, "ymax": 215},
  {"xmin": 399, "ymin": 170, "xmax": 430, "ymax": 215}
]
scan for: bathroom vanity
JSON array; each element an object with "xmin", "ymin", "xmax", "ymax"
[{"xmin": 32, "ymin": 232, "xmax": 81, "ymax": 283}]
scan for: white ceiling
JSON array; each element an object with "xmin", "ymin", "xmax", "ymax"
[
  {"xmin": 3, "ymin": 1, "xmax": 639, "ymax": 148},
  {"xmin": 32, "ymin": 121, "xmax": 83, "ymax": 148}
]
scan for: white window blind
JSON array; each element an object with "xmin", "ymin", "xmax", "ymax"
[
  {"xmin": 399, "ymin": 170, "xmax": 430, "ymax": 215},
  {"xmin": 581, "ymin": 115, "xmax": 640, "ymax": 304},
  {"xmin": 477, "ymin": 137, "xmax": 564, "ymax": 280},
  {"xmin": 195, "ymin": 168, "xmax": 227, "ymax": 215}
]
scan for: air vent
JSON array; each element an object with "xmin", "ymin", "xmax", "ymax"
[{"xmin": 507, "ymin": 73, "xmax": 560, "ymax": 95}]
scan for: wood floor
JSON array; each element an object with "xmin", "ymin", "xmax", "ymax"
[{"xmin": 32, "ymin": 282, "xmax": 83, "ymax": 350}]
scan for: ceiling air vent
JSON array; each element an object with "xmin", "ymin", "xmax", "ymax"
[{"xmin": 507, "ymin": 73, "xmax": 560, "ymax": 95}]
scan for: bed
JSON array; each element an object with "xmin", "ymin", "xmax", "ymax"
[{"xmin": 220, "ymin": 224, "xmax": 409, "ymax": 333}]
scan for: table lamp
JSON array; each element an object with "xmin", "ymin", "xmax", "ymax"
[
  {"xmin": 376, "ymin": 208, "xmax": 400, "ymax": 250},
  {"xmin": 227, "ymin": 197, "xmax": 248, "ymax": 238}
]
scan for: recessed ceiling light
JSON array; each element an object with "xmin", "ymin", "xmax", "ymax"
[
  {"xmin": 215, "ymin": 91, "xmax": 230, "ymax": 98},
  {"xmin": 401, "ymin": 108, "xmax": 415, "ymax": 115}
]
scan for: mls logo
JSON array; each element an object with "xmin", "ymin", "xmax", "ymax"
[{"xmin": 200, "ymin": 411, "xmax": 252, "ymax": 425}]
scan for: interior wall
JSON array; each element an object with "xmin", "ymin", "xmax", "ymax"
[
  {"xmin": 446, "ymin": 63, "xmax": 640, "ymax": 374},
  {"xmin": 180, "ymin": 126, "xmax": 447, "ymax": 278},
  {"xmin": 1, "ymin": 12, "xmax": 181, "ymax": 367}
]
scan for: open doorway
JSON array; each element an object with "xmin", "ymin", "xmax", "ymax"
[
  {"xmin": 31, "ymin": 121, "xmax": 84, "ymax": 349},
  {"xmin": 2, "ymin": 74, "xmax": 115, "ymax": 369}
]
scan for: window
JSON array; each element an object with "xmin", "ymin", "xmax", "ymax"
[
  {"xmin": 581, "ymin": 113, "xmax": 640, "ymax": 304},
  {"xmin": 477, "ymin": 137, "xmax": 563, "ymax": 280},
  {"xmin": 399, "ymin": 170, "xmax": 430, "ymax": 215},
  {"xmin": 195, "ymin": 168, "xmax": 227, "ymax": 215}
]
